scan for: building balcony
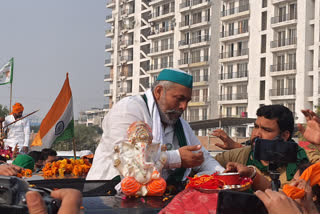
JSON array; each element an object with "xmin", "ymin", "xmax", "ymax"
[
  {"xmin": 193, "ymin": 75, "xmax": 209, "ymax": 86},
  {"xmin": 104, "ymin": 89, "xmax": 113, "ymax": 96},
  {"xmin": 219, "ymin": 93, "xmax": 248, "ymax": 101},
  {"xmin": 269, "ymin": 88, "xmax": 296, "ymax": 97},
  {"xmin": 105, "ymin": 44, "xmax": 113, "ymax": 51},
  {"xmin": 149, "ymin": 24, "xmax": 175, "ymax": 39},
  {"xmin": 179, "ymin": 16, "xmax": 210, "ymax": 29},
  {"xmin": 186, "ymin": 115, "xmax": 208, "ymax": 122},
  {"xmin": 105, "ymin": 29, "xmax": 114, "ymax": 37},
  {"xmin": 119, "ymin": 55, "xmax": 133, "ymax": 63},
  {"xmin": 105, "ymin": 59, "xmax": 113, "ymax": 66},
  {"xmin": 270, "ymin": 37, "xmax": 296, "ymax": 50},
  {"xmin": 120, "ymin": 39, "xmax": 134, "ymax": 47},
  {"xmin": 178, "ymin": 56, "xmax": 209, "ymax": 67},
  {"xmin": 149, "ymin": 44, "xmax": 174, "ymax": 54},
  {"xmin": 271, "ymin": 13, "xmax": 297, "ymax": 24},
  {"xmin": 106, "ymin": 0, "xmax": 115, "ymax": 8},
  {"xmin": 117, "ymin": 87, "xmax": 132, "ymax": 94},
  {"xmin": 120, "ymin": 8, "xmax": 135, "ymax": 17},
  {"xmin": 270, "ymin": 63, "xmax": 296, "ymax": 73},
  {"xmin": 180, "ymin": 0, "xmax": 211, "ymax": 11},
  {"xmin": 150, "ymin": 8, "xmax": 175, "ymax": 22},
  {"xmin": 105, "ymin": 15, "xmax": 114, "ymax": 23},
  {"xmin": 150, "ymin": 61, "xmax": 174, "ymax": 72},
  {"xmin": 219, "ymin": 70, "xmax": 248, "ymax": 81},
  {"xmin": 189, "ymin": 96, "xmax": 210, "ymax": 107},
  {"xmin": 219, "ymin": 49, "xmax": 249, "ymax": 62},
  {"xmin": 220, "ymin": 4, "xmax": 249, "ymax": 21},
  {"xmin": 179, "ymin": 35, "xmax": 210, "ymax": 47},
  {"xmin": 150, "ymin": 0, "xmax": 169, "ymax": 6},
  {"xmin": 104, "ymin": 74, "xmax": 111, "ymax": 80},
  {"xmin": 272, "ymin": 0, "xmax": 288, "ymax": 4},
  {"xmin": 220, "ymin": 28, "xmax": 249, "ymax": 41}
]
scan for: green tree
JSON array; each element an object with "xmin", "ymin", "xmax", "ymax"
[
  {"xmin": 52, "ymin": 124, "xmax": 102, "ymax": 152},
  {"xmin": 0, "ymin": 104, "xmax": 9, "ymax": 118}
]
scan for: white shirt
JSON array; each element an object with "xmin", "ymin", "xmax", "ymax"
[
  {"xmin": 86, "ymin": 94, "xmax": 224, "ymax": 180},
  {"xmin": 3, "ymin": 114, "xmax": 30, "ymax": 151}
]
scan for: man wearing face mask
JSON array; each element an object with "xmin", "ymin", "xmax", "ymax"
[
  {"xmin": 87, "ymin": 68, "xmax": 224, "ymax": 183},
  {"xmin": 215, "ymin": 105, "xmax": 309, "ymax": 189},
  {"xmin": 2, "ymin": 103, "xmax": 30, "ymax": 154}
]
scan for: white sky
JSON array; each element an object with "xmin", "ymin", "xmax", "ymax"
[{"xmin": 0, "ymin": 0, "xmax": 110, "ymax": 122}]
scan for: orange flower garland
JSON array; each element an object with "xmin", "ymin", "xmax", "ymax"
[
  {"xmin": 17, "ymin": 169, "xmax": 33, "ymax": 178},
  {"xmin": 42, "ymin": 158, "xmax": 91, "ymax": 178}
]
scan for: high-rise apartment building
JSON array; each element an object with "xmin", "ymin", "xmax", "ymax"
[
  {"xmin": 105, "ymin": 0, "xmax": 218, "ymax": 136},
  {"xmin": 218, "ymin": 0, "xmax": 319, "ymax": 136},
  {"xmin": 105, "ymin": 0, "xmax": 320, "ymax": 137}
]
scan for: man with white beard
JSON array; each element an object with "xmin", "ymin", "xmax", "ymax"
[{"xmin": 87, "ymin": 68, "xmax": 224, "ymax": 184}]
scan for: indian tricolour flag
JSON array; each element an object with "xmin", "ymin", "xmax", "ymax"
[
  {"xmin": 0, "ymin": 58, "xmax": 13, "ymax": 85},
  {"xmin": 32, "ymin": 73, "xmax": 74, "ymax": 148}
]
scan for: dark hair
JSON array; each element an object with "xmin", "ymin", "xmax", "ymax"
[
  {"xmin": 256, "ymin": 105, "xmax": 294, "ymax": 139},
  {"xmin": 28, "ymin": 151, "xmax": 42, "ymax": 162},
  {"xmin": 40, "ymin": 148, "xmax": 57, "ymax": 161}
]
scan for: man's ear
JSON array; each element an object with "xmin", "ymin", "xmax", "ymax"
[
  {"xmin": 153, "ymin": 85, "xmax": 164, "ymax": 102},
  {"xmin": 281, "ymin": 130, "xmax": 290, "ymax": 141}
]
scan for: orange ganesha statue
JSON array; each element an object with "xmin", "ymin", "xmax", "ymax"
[{"xmin": 113, "ymin": 121, "xmax": 167, "ymax": 196}]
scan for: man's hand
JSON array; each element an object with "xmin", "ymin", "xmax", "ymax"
[
  {"xmin": 298, "ymin": 109, "xmax": 320, "ymax": 145},
  {"xmin": 211, "ymin": 129, "xmax": 242, "ymax": 150},
  {"xmin": 0, "ymin": 164, "xmax": 21, "ymax": 176},
  {"xmin": 178, "ymin": 145, "xmax": 204, "ymax": 168},
  {"xmin": 256, "ymin": 189, "xmax": 303, "ymax": 214},
  {"xmin": 26, "ymin": 188, "xmax": 82, "ymax": 214},
  {"xmin": 224, "ymin": 162, "xmax": 253, "ymax": 177},
  {"xmin": 22, "ymin": 146, "xmax": 29, "ymax": 154}
]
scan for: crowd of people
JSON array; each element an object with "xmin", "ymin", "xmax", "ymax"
[{"xmin": 2, "ymin": 68, "xmax": 320, "ymax": 213}]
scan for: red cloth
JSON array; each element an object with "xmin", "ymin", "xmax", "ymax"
[{"xmin": 159, "ymin": 188, "xmax": 218, "ymax": 214}]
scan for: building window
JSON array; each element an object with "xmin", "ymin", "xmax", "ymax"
[
  {"xmin": 261, "ymin": 11, "xmax": 267, "ymax": 31},
  {"xmin": 262, "ymin": 0, "xmax": 267, "ymax": 8},
  {"xmin": 261, "ymin": 34, "xmax": 266, "ymax": 53},
  {"xmin": 260, "ymin": 57, "xmax": 266, "ymax": 76},
  {"xmin": 260, "ymin": 80, "xmax": 265, "ymax": 100}
]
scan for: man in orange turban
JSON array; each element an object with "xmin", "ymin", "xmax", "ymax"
[{"xmin": 3, "ymin": 103, "xmax": 30, "ymax": 153}]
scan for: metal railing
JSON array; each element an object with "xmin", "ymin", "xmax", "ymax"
[
  {"xmin": 179, "ymin": 35, "xmax": 210, "ymax": 46},
  {"xmin": 180, "ymin": 0, "xmax": 211, "ymax": 9},
  {"xmin": 220, "ymin": 49, "xmax": 249, "ymax": 59},
  {"xmin": 193, "ymin": 75, "xmax": 209, "ymax": 82},
  {"xmin": 219, "ymin": 70, "xmax": 248, "ymax": 80},
  {"xmin": 151, "ymin": 7, "xmax": 175, "ymax": 18},
  {"xmin": 191, "ymin": 96, "xmax": 209, "ymax": 102},
  {"xmin": 105, "ymin": 59, "xmax": 113, "ymax": 64},
  {"xmin": 150, "ymin": 24, "xmax": 175, "ymax": 36},
  {"xmin": 270, "ymin": 37, "xmax": 297, "ymax": 48},
  {"xmin": 150, "ymin": 61, "xmax": 173, "ymax": 70},
  {"xmin": 120, "ymin": 55, "xmax": 133, "ymax": 61},
  {"xmin": 221, "ymin": 4, "xmax": 249, "ymax": 17},
  {"xmin": 270, "ymin": 88, "xmax": 296, "ymax": 96},
  {"xmin": 105, "ymin": 44, "xmax": 112, "ymax": 49},
  {"xmin": 270, "ymin": 63, "xmax": 296, "ymax": 72},
  {"xmin": 179, "ymin": 16, "xmax": 210, "ymax": 27},
  {"xmin": 105, "ymin": 29, "xmax": 114, "ymax": 34},
  {"xmin": 104, "ymin": 74, "xmax": 111, "ymax": 79},
  {"xmin": 271, "ymin": 13, "xmax": 297, "ymax": 24},
  {"xmin": 106, "ymin": 15, "xmax": 113, "ymax": 20},
  {"xmin": 150, "ymin": 44, "xmax": 174, "ymax": 53},
  {"xmin": 219, "ymin": 93, "xmax": 248, "ymax": 101},
  {"xmin": 220, "ymin": 27, "xmax": 249, "ymax": 38},
  {"xmin": 120, "ymin": 39, "xmax": 133, "ymax": 46},
  {"xmin": 178, "ymin": 56, "xmax": 209, "ymax": 65},
  {"xmin": 104, "ymin": 89, "xmax": 113, "ymax": 94}
]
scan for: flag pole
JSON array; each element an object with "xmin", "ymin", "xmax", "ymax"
[
  {"xmin": 9, "ymin": 83, "xmax": 12, "ymax": 113},
  {"xmin": 72, "ymin": 137, "xmax": 77, "ymax": 160}
]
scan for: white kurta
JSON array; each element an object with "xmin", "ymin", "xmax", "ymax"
[
  {"xmin": 3, "ymin": 115, "xmax": 30, "ymax": 151},
  {"xmin": 86, "ymin": 93, "xmax": 224, "ymax": 181}
]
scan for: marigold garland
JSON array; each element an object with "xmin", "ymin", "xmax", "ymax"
[
  {"xmin": 185, "ymin": 172, "xmax": 252, "ymax": 190},
  {"xmin": 17, "ymin": 169, "xmax": 33, "ymax": 178},
  {"xmin": 42, "ymin": 158, "xmax": 91, "ymax": 177}
]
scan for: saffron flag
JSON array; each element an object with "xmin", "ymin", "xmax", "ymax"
[
  {"xmin": 0, "ymin": 58, "xmax": 13, "ymax": 85},
  {"xmin": 32, "ymin": 73, "xmax": 74, "ymax": 148}
]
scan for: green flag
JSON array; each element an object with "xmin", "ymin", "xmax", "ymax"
[{"xmin": 0, "ymin": 58, "xmax": 13, "ymax": 85}]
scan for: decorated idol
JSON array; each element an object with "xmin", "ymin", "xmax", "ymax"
[{"xmin": 113, "ymin": 121, "xmax": 167, "ymax": 196}]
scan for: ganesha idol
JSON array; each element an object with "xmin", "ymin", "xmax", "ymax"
[{"xmin": 113, "ymin": 121, "xmax": 167, "ymax": 196}]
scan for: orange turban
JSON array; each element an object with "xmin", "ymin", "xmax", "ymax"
[
  {"xmin": 283, "ymin": 162, "xmax": 320, "ymax": 199},
  {"xmin": 11, "ymin": 103, "xmax": 24, "ymax": 115}
]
